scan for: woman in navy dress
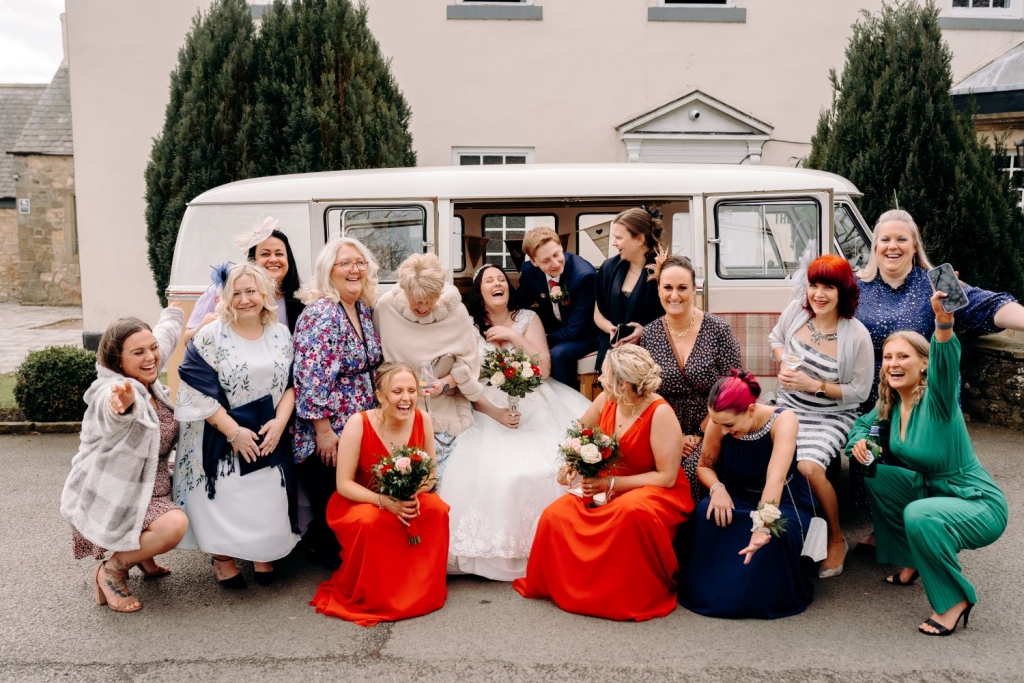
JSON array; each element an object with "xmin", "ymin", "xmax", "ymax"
[{"xmin": 680, "ymin": 370, "xmax": 815, "ymax": 620}]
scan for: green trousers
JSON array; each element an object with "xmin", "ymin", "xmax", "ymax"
[{"xmin": 865, "ymin": 464, "xmax": 1007, "ymax": 614}]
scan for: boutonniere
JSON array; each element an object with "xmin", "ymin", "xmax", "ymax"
[{"xmin": 550, "ymin": 285, "xmax": 570, "ymax": 306}]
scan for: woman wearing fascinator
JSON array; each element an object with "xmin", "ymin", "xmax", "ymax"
[
  {"xmin": 768, "ymin": 251, "xmax": 873, "ymax": 578},
  {"xmin": 438, "ymin": 264, "xmax": 592, "ymax": 581},
  {"xmin": 592, "ymin": 206, "xmax": 666, "ymax": 372},
  {"xmin": 184, "ymin": 217, "xmax": 306, "ymax": 343}
]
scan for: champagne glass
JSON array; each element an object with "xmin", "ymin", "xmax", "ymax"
[{"xmin": 417, "ymin": 361, "xmax": 436, "ymax": 413}]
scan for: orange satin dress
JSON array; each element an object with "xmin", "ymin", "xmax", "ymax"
[
  {"xmin": 310, "ymin": 410, "xmax": 450, "ymax": 626},
  {"xmin": 512, "ymin": 398, "xmax": 694, "ymax": 621}
]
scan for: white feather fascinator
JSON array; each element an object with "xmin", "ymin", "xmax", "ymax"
[
  {"xmin": 787, "ymin": 239, "xmax": 818, "ymax": 305},
  {"xmin": 234, "ymin": 216, "xmax": 279, "ymax": 252}
]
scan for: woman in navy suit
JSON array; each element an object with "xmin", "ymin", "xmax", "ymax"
[{"xmin": 516, "ymin": 227, "xmax": 599, "ymax": 386}]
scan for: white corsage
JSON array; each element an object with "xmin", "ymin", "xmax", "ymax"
[{"xmin": 750, "ymin": 502, "xmax": 787, "ymax": 537}]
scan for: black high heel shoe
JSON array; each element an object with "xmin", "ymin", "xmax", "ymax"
[
  {"xmin": 885, "ymin": 568, "xmax": 920, "ymax": 586},
  {"xmin": 253, "ymin": 564, "xmax": 276, "ymax": 586},
  {"xmin": 919, "ymin": 603, "xmax": 974, "ymax": 636},
  {"xmin": 211, "ymin": 555, "xmax": 247, "ymax": 589}
]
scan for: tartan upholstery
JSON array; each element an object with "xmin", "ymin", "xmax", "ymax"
[{"xmin": 717, "ymin": 312, "xmax": 781, "ymax": 377}]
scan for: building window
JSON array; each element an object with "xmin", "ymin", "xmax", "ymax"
[
  {"xmin": 950, "ymin": 0, "xmax": 1017, "ymax": 15},
  {"xmin": 483, "ymin": 213, "xmax": 556, "ymax": 270},
  {"xmin": 1003, "ymin": 152, "xmax": 1024, "ymax": 209},
  {"xmin": 453, "ymin": 147, "xmax": 534, "ymax": 165},
  {"xmin": 952, "ymin": 0, "xmax": 1008, "ymax": 8}
]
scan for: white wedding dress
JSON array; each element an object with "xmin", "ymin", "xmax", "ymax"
[{"xmin": 438, "ymin": 310, "xmax": 592, "ymax": 581}]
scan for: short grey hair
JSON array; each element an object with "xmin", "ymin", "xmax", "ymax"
[
  {"xmin": 300, "ymin": 237, "xmax": 379, "ymax": 306},
  {"xmin": 397, "ymin": 253, "xmax": 447, "ymax": 302}
]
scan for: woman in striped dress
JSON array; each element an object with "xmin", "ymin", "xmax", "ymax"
[{"xmin": 769, "ymin": 255, "xmax": 873, "ymax": 579}]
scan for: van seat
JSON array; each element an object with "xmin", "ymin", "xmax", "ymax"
[
  {"xmin": 577, "ymin": 351, "xmax": 599, "ymax": 400},
  {"xmin": 715, "ymin": 312, "xmax": 781, "ymax": 378},
  {"xmin": 576, "ymin": 351, "xmax": 597, "ymax": 375}
]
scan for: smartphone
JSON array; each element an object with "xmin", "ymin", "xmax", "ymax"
[
  {"xmin": 927, "ymin": 263, "xmax": 969, "ymax": 314},
  {"xmin": 612, "ymin": 323, "xmax": 634, "ymax": 344}
]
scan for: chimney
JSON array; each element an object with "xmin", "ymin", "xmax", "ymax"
[{"xmin": 60, "ymin": 12, "xmax": 69, "ymax": 67}]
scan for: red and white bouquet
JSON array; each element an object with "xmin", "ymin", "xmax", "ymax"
[
  {"xmin": 372, "ymin": 445, "xmax": 436, "ymax": 545},
  {"xmin": 558, "ymin": 421, "xmax": 619, "ymax": 505},
  {"xmin": 480, "ymin": 345, "xmax": 543, "ymax": 413}
]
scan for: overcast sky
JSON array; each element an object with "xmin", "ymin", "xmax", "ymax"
[{"xmin": 0, "ymin": 0, "xmax": 67, "ymax": 83}]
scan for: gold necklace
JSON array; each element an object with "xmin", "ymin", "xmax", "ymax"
[
  {"xmin": 664, "ymin": 309, "xmax": 697, "ymax": 338},
  {"xmin": 375, "ymin": 411, "xmax": 404, "ymax": 450},
  {"xmin": 615, "ymin": 397, "xmax": 650, "ymax": 432}
]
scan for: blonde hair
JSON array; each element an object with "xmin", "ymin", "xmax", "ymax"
[
  {"xmin": 522, "ymin": 226, "xmax": 560, "ymax": 259},
  {"xmin": 876, "ymin": 330, "xmax": 929, "ymax": 420},
  {"xmin": 300, "ymin": 237, "xmax": 379, "ymax": 306},
  {"xmin": 397, "ymin": 253, "xmax": 447, "ymax": 302},
  {"xmin": 374, "ymin": 361, "xmax": 418, "ymax": 431},
  {"xmin": 216, "ymin": 262, "xmax": 279, "ymax": 326},
  {"xmin": 859, "ymin": 209, "xmax": 934, "ymax": 282},
  {"xmin": 602, "ymin": 345, "xmax": 662, "ymax": 402}
]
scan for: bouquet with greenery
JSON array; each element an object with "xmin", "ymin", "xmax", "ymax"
[
  {"xmin": 559, "ymin": 421, "xmax": 619, "ymax": 506},
  {"xmin": 372, "ymin": 445, "xmax": 435, "ymax": 545},
  {"xmin": 480, "ymin": 346, "xmax": 543, "ymax": 413},
  {"xmin": 750, "ymin": 501, "xmax": 787, "ymax": 537}
]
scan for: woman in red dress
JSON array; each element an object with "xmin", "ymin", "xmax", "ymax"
[
  {"xmin": 513, "ymin": 345, "xmax": 695, "ymax": 621},
  {"xmin": 310, "ymin": 362, "xmax": 450, "ymax": 626}
]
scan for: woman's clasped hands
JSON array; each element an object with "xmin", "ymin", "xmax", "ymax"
[
  {"xmin": 229, "ymin": 426, "xmax": 261, "ymax": 463},
  {"xmin": 776, "ymin": 367, "xmax": 817, "ymax": 393},
  {"xmin": 381, "ymin": 495, "xmax": 421, "ymax": 528}
]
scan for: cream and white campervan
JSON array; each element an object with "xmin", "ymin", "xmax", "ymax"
[{"xmin": 167, "ymin": 163, "xmax": 873, "ymax": 394}]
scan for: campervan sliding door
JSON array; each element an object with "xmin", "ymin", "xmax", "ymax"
[
  {"xmin": 703, "ymin": 190, "xmax": 833, "ymax": 389},
  {"xmin": 310, "ymin": 200, "xmax": 436, "ymax": 288}
]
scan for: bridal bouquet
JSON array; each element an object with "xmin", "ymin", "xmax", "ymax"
[
  {"xmin": 480, "ymin": 346, "xmax": 543, "ymax": 413},
  {"xmin": 372, "ymin": 445, "xmax": 436, "ymax": 545}
]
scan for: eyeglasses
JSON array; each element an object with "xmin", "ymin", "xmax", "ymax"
[{"xmin": 334, "ymin": 260, "xmax": 369, "ymax": 271}]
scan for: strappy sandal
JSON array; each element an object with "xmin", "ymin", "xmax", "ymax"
[
  {"xmin": 919, "ymin": 604, "xmax": 974, "ymax": 636},
  {"xmin": 211, "ymin": 555, "xmax": 247, "ymax": 589},
  {"xmin": 135, "ymin": 559, "xmax": 171, "ymax": 578},
  {"xmin": 885, "ymin": 568, "xmax": 920, "ymax": 586},
  {"xmin": 94, "ymin": 562, "xmax": 142, "ymax": 613}
]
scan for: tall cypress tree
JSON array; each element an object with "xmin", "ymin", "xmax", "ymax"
[
  {"xmin": 807, "ymin": 0, "xmax": 1024, "ymax": 297},
  {"xmin": 249, "ymin": 0, "xmax": 416, "ymax": 174},
  {"xmin": 145, "ymin": 0, "xmax": 255, "ymax": 305}
]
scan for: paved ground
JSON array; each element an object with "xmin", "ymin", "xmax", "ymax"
[
  {"xmin": 1, "ymin": 426, "xmax": 1021, "ymax": 682},
  {"xmin": 0, "ymin": 303, "xmax": 83, "ymax": 372}
]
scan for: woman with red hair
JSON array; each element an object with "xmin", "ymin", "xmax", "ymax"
[
  {"xmin": 768, "ymin": 255, "xmax": 873, "ymax": 578},
  {"xmin": 680, "ymin": 370, "xmax": 815, "ymax": 619}
]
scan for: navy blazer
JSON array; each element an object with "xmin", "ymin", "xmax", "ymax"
[{"xmin": 518, "ymin": 252, "xmax": 598, "ymax": 346}]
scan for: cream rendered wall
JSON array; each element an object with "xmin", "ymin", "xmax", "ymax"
[{"xmin": 64, "ymin": 0, "xmax": 1023, "ymax": 336}]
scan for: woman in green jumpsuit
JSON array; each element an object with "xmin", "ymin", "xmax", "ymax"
[{"xmin": 847, "ymin": 291, "xmax": 1007, "ymax": 636}]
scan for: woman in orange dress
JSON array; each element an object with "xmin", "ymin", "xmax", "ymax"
[
  {"xmin": 513, "ymin": 345, "xmax": 695, "ymax": 621},
  {"xmin": 310, "ymin": 362, "xmax": 450, "ymax": 626}
]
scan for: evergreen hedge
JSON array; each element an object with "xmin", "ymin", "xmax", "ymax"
[
  {"xmin": 806, "ymin": 0, "xmax": 1024, "ymax": 298},
  {"xmin": 145, "ymin": 0, "xmax": 416, "ymax": 305},
  {"xmin": 15, "ymin": 346, "xmax": 97, "ymax": 422}
]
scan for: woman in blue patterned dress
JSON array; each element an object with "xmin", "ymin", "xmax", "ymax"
[
  {"xmin": 852, "ymin": 210, "xmax": 1024, "ymax": 516},
  {"xmin": 292, "ymin": 237, "xmax": 383, "ymax": 569}
]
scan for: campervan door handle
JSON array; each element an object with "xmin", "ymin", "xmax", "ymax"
[
  {"xmin": 707, "ymin": 237, "xmax": 721, "ymax": 244},
  {"xmin": 422, "ymin": 240, "xmax": 435, "ymax": 248}
]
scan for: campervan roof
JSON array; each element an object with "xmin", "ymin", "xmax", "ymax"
[{"xmin": 188, "ymin": 163, "xmax": 861, "ymax": 205}]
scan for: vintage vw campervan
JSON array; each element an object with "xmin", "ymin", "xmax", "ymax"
[{"xmin": 167, "ymin": 163, "xmax": 873, "ymax": 394}]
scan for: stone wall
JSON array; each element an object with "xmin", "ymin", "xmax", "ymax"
[
  {"xmin": 13, "ymin": 154, "xmax": 80, "ymax": 305},
  {"xmin": 962, "ymin": 336, "xmax": 1024, "ymax": 432},
  {"xmin": 0, "ymin": 207, "xmax": 19, "ymax": 302}
]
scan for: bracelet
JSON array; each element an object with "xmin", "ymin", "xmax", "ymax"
[
  {"xmin": 378, "ymin": 493, "xmax": 383, "ymax": 510},
  {"xmin": 753, "ymin": 526, "xmax": 771, "ymax": 535},
  {"xmin": 226, "ymin": 426, "xmax": 241, "ymax": 444},
  {"xmin": 935, "ymin": 322, "xmax": 954, "ymax": 330},
  {"xmin": 709, "ymin": 482, "xmax": 725, "ymax": 496},
  {"xmin": 608, "ymin": 476, "xmax": 616, "ymax": 495}
]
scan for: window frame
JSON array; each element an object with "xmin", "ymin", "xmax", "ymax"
[
  {"xmin": 481, "ymin": 212, "xmax": 559, "ymax": 271},
  {"xmin": 452, "ymin": 146, "xmax": 535, "ymax": 166},
  {"xmin": 949, "ymin": 0, "xmax": 1018, "ymax": 18},
  {"xmin": 322, "ymin": 204, "xmax": 428, "ymax": 283},
  {"xmin": 713, "ymin": 196, "xmax": 823, "ymax": 281}
]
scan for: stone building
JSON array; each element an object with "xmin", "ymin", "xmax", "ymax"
[
  {"xmin": 7, "ymin": 61, "xmax": 79, "ymax": 306},
  {"xmin": 0, "ymin": 84, "xmax": 44, "ymax": 302}
]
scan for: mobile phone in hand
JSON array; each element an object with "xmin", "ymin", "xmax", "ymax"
[
  {"xmin": 612, "ymin": 323, "xmax": 634, "ymax": 344},
  {"xmin": 927, "ymin": 263, "xmax": 969, "ymax": 314}
]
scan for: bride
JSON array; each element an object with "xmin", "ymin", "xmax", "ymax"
[{"xmin": 439, "ymin": 264, "xmax": 592, "ymax": 581}]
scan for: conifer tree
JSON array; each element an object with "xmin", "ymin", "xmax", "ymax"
[
  {"xmin": 248, "ymin": 0, "xmax": 416, "ymax": 175},
  {"xmin": 807, "ymin": 0, "xmax": 1024, "ymax": 297},
  {"xmin": 145, "ymin": 0, "xmax": 255, "ymax": 304}
]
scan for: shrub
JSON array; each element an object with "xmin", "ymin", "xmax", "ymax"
[{"xmin": 15, "ymin": 346, "xmax": 97, "ymax": 422}]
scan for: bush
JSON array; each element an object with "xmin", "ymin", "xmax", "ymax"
[{"xmin": 15, "ymin": 346, "xmax": 97, "ymax": 422}]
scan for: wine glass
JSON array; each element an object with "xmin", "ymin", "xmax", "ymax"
[{"xmin": 417, "ymin": 361, "xmax": 436, "ymax": 413}]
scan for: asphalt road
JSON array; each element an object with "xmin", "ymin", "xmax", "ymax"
[{"xmin": 1, "ymin": 426, "xmax": 1021, "ymax": 682}]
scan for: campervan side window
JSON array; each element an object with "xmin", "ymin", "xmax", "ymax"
[
  {"xmin": 714, "ymin": 199, "xmax": 820, "ymax": 279},
  {"xmin": 325, "ymin": 206, "xmax": 426, "ymax": 281},
  {"xmin": 483, "ymin": 213, "xmax": 557, "ymax": 270},
  {"xmin": 834, "ymin": 203, "xmax": 871, "ymax": 273}
]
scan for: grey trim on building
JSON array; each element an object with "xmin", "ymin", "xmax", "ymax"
[
  {"xmin": 938, "ymin": 17, "xmax": 1024, "ymax": 31},
  {"xmin": 447, "ymin": 4, "xmax": 542, "ymax": 20},
  {"xmin": 648, "ymin": 6, "xmax": 746, "ymax": 23}
]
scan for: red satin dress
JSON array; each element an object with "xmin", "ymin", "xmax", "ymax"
[
  {"xmin": 513, "ymin": 398, "xmax": 694, "ymax": 621},
  {"xmin": 310, "ymin": 410, "xmax": 450, "ymax": 626}
]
